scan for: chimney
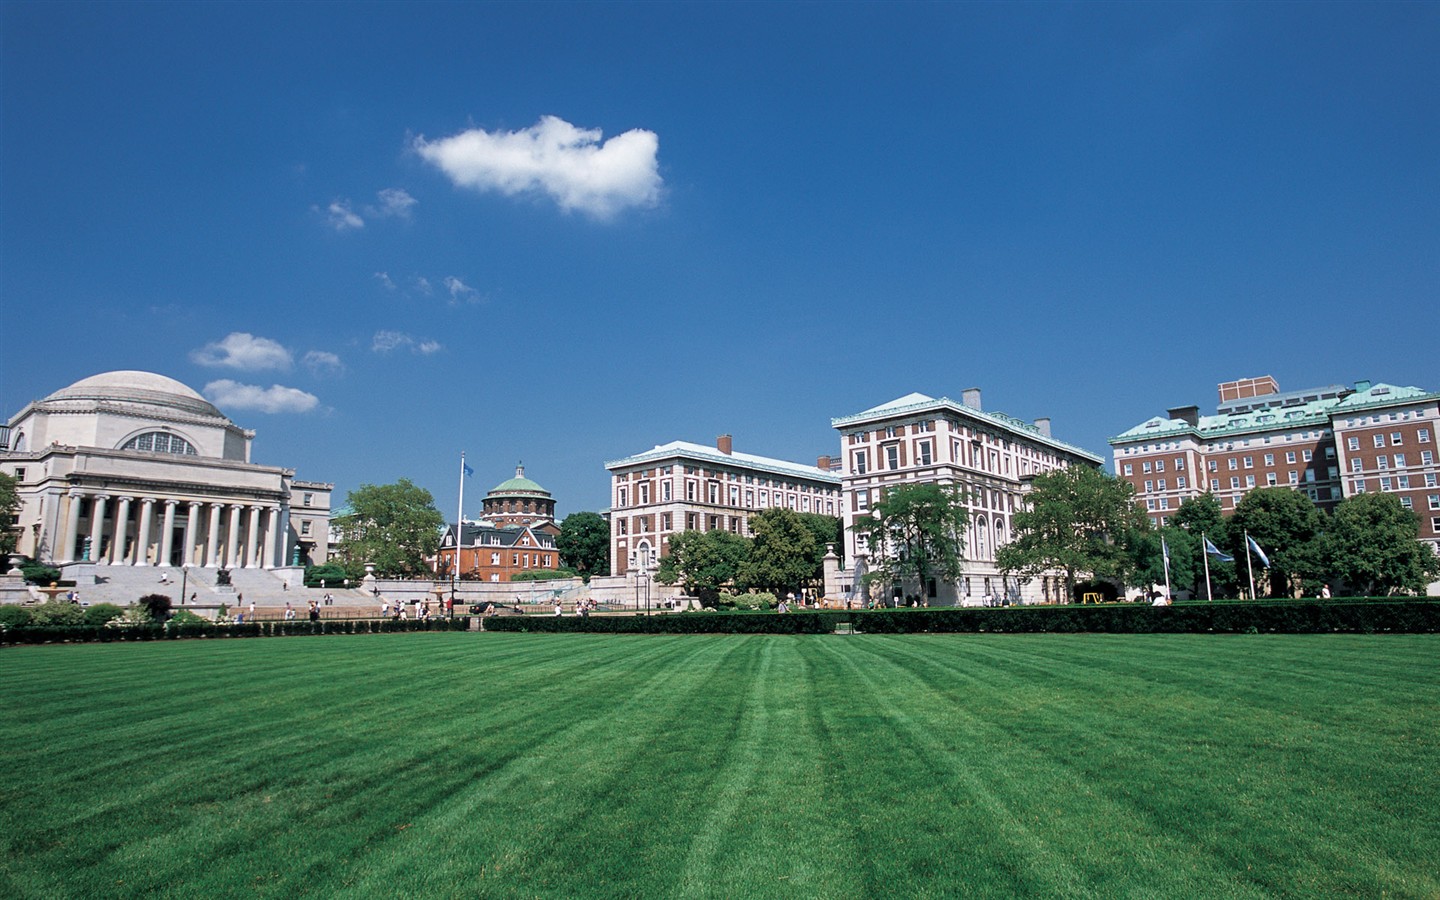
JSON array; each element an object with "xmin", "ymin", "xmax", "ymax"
[
  {"xmin": 1032, "ymin": 417, "xmax": 1051, "ymax": 437},
  {"xmin": 816, "ymin": 454, "xmax": 832, "ymax": 471},
  {"xmin": 1354, "ymin": 379, "xmax": 1372, "ymax": 393},
  {"xmin": 1166, "ymin": 405, "xmax": 1200, "ymax": 427},
  {"xmin": 717, "ymin": 434, "xmax": 733, "ymax": 455},
  {"xmin": 961, "ymin": 387, "xmax": 982, "ymax": 410}
]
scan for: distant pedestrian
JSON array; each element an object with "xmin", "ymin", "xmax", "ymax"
[{"xmin": 1320, "ymin": 584, "xmax": 1332, "ymax": 600}]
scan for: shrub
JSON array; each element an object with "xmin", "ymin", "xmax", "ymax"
[
  {"xmin": 82, "ymin": 603, "xmax": 127, "ymax": 626},
  {"xmin": 168, "ymin": 609, "xmax": 208, "ymax": 626},
  {"xmin": 720, "ymin": 591, "xmax": 779, "ymax": 611},
  {"xmin": 30, "ymin": 600, "xmax": 85, "ymax": 626},
  {"xmin": 0, "ymin": 604, "xmax": 33, "ymax": 627},
  {"xmin": 304, "ymin": 563, "xmax": 351, "ymax": 589},
  {"xmin": 509, "ymin": 568, "xmax": 579, "ymax": 582},
  {"xmin": 138, "ymin": 594, "xmax": 173, "ymax": 622},
  {"xmin": 20, "ymin": 561, "xmax": 62, "ymax": 585}
]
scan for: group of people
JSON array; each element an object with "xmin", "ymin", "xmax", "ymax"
[
  {"xmin": 554, "ymin": 597, "xmax": 599, "ymax": 617},
  {"xmin": 379, "ymin": 596, "xmax": 455, "ymax": 621}
]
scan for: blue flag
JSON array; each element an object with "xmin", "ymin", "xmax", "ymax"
[
  {"xmin": 463, "ymin": 461, "xmax": 474, "ymax": 478},
  {"xmin": 1161, "ymin": 536, "xmax": 1170, "ymax": 564},
  {"xmin": 1247, "ymin": 535, "xmax": 1271, "ymax": 568},
  {"xmin": 1204, "ymin": 538, "xmax": 1233, "ymax": 562}
]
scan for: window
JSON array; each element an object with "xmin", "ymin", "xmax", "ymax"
[
  {"xmin": 1428, "ymin": 495, "xmax": 1440, "ymax": 511},
  {"xmin": 1398, "ymin": 476, "xmax": 1410, "ymax": 489},
  {"xmin": 122, "ymin": 432, "xmax": 198, "ymax": 456},
  {"xmin": 1208, "ymin": 460, "xmax": 1218, "ymax": 472},
  {"xmin": 854, "ymin": 451, "xmax": 868, "ymax": 475},
  {"xmin": 1378, "ymin": 456, "xmax": 1389, "ymax": 470},
  {"xmin": 618, "ymin": 487, "xmax": 628, "ymax": 507},
  {"xmin": 1433, "ymin": 517, "xmax": 1440, "ymax": 533},
  {"xmin": 728, "ymin": 486, "xmax": 739, "ymax": 506},
  {"xmin": 686, "ymin": 513, "xmax": 697, "ymax": 530},
  {"xmin": 639, "ymin": 483, "xmax": 650, "ymax": 505},
  {"xmin": 884, "ymin": 426, "xmax": 897, "ymax": 438},
  {"xmin": 1380, "ymin": 477, "xmax": 1392, "ymax": 492},
  {"xmin": 1287, "ymin": 451, "xmax": 1297, "ymax": 464},
  {"xmin": 1123, "ymin": 464, "xmax": 1133, "ymax": 476},
  {"xmin": 1230, "ymin": 477, "xmax": 1240, "ymax": 489},
  {"xmin": 1228, "ymin": 458, "xmax": 1237, "ymax": 471},
  {"xmin": 1244, "ymin": 456, "xmax": 1253, "ymax": 469},
  {"xmin": 1144, "ymin": 480, "xmax": 1154, "ymax": 492},
  {"xmin": 917, "ymin": 441, "xmax": 933, "ymax": 466},
  {"xmin": 1289, "ymin": 471, "xmax": 1299, "ymax": 485},
  {"xmin": 1245, "ymin": 475, "xmax": 1255, "ymax": 488},
  {"xmin": 745, "ymin": 489, "xmax": 754, "ymax": 508},
  {"xmin": 1348, "ymin": 437, "xmax": 1360, "ymax": 451},
  {"xmin": 1143, "ymin": 461, "xmax": 1153, "ymax": 474},
  {"xmin": 1303, "ymin": 450, "xmax": 1313, "ymax": 462},
  {"xmin": 1175, "ymin": 457, "xmax": 1185, "ymax": 471},
  {"xmin": 303, "ymin": 493, "xmax": 313, "ymax": 507},
  {"xmin": 1419, "ymin": 428, "xmax": 1431, "ymax": 443},
  {"xmin": 1266, "ymin": 473, "xmax": 1277, "ymax": 486},
  {"xmin": 856, "ymin": 490, "xmax": 869, "ymax": 511},
  {"xmin": 1428, "ymin": 473, "xmax": 1439, "ymax": 488},
  {"xmin": 1374, "ymin": 435, "xmax": 1386, "ymax": 448},
  {"xmin": 1157, "ymin": 479, "xmax": 1166, "ymax": 491},
  {"xmin": 1355, "ymin": 479, "xmax": 1367, "ymax": 493},
  {"xmin": 1210, "ymin": 479, "xmax": 1220, "ymax": 491},
  {"xmin": 1401, "ymin": 497, "xmax": 1413, "ymax": 510},
  {"xmin": 1264, "ymin": 454, "xmax": 1274, "ymax": 466},
  {"xmin": 1392, "ymin": 432, "xmax": 1403, "ymax": 446},
  {"xmin": 300, "ymin": 520, "xmax": 311, "ymax": 536},
  {"xmin": 708, "ymin": 484, "xmax": 719, "ymax": 504},
  {"xmin": 885, "ymin": 445, "xmax": 900, "ymax": 470},
  {"xmin": 663, "ymin": 481, "xmax": 672, "ymax": 502},
  {"xmin": 1177, "ymin": 476, "xmax": 1187, "ymax": 489},
  {"xmin": 1155, "ymin": 459, "xmax": 1165, "ymax": 472},
  {"xmin": 1423, "ymin": 451, "xmax": 1435, "ymax": 465},
  {"xmin": 1350, "ymin": 459, "xmax": 1362, "ymax": 472},
  {"xmin": 1396, "ymin": 454, "xmax": 1407, "ymax": 467},
  {"xmin": 686, "ymin": 481, "xmax": 696, "ymax": 501}
]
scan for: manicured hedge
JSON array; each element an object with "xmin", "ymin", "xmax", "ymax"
[
  {"xmin": 483, "ymin": 611, "xmax": 837, "ymax": 634},
  {"xmin": 0, "ymin": 617, "xmax": 471, "ymax": 645},
  {"xmin": 847, "ymin": 599, "xmax": 1440, "ymax": 634}
]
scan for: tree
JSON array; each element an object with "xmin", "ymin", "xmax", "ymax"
[
  {"xmin": 655, "ymin": 529, "xmax": 750, "ymax": 607},
  {"xmin": 997, "ymin": 466, "xmax": 1148, "ymax": 601},
  {"xmin": 1228, "ymin": 488, "xmax": 1325, "ymax": 598},
  {"xmin": 737, "ymin": 508, "xmax": 820, "ymax": 596},
  {"xmin": 1322, "ymin": 492, "xmax": 1440, "ymax": 596},
  {"xmin": 1127, "ymin": 525, "xmax": 1199, "ymax": 599},
  {"xmin": 557, "ymin": 512, "xmax": 610, "ymax": 580},
  {"xmin": 0, "ymin": 471, "xmax": 19, "ymax": 555},
  {"xmin": 1171, "ymin": 493, "xmax": 1237, "ymax": 599},
  {"xmin": 333, "ymin": 479, "xmax": 444, "ymax": 578},
  {"xmin": 852, "ymin": 484, "xmax": 968, "ymax": 603}
]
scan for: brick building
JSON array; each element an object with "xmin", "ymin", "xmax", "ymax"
[
  {"xmin": 1110, "ymin": 378, "xmax": 1440, "ymax": 560},
  {"xmin": 604, "ymin": 435, "xmax": 841, "ymax": 577},
  {"xmin": 435, "ymin": 522, "xmax": 559, "ymax": 583},
  {"xmin": 832, "ymin": 390, "xmax": 1102, "ymax": 605}
]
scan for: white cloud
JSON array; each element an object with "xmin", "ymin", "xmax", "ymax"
[
  {"xmin": 325, "ymin": 200, "xmax": 364, "ymax": 231},
  {"xmin": 303, "ymin": 350, "xmax": 345, "ymax": 376},
  {"xmin": 374, "ymin": 271, "xmax": 398, "ymax": 291},
  {"xmin": 414, "ymin": 115, "xmax": 662, "ymax": 219},
  {"xmin": 413, "ymin": 276, "xmax": 433, "ymax": 295},
  {"xmin": 203, "ymin": 380, "xmax": 319, "ymax": 414},
  {"xmin": 190, "ymin": 333, "xmax": 293, "ymax": 371},
  {"xmin": 372, "ymin": 330, "xmax": 443, "ymax": 354},
  {"xmin": 445, "ymin": 276, "xmax": 479, "ymax": 304},
  {"xmin": 371, "ymin": 188, "xmax": 417, "ymax": 219}
]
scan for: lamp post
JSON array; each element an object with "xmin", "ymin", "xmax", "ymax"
[{"xmin": 180, "ymin": 565, "xmax": 188, "ymax": 606}]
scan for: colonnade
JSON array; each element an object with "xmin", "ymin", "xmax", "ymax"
[{"xmin": 60, "ymin": 490, "xmax": 285, "ymax": 569}]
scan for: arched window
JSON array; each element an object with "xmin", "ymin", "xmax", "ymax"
[
  {"xmin": 975, "ymin": 517, "xmax": 988, "ymax": 559},
  {"xmin": 122, "ymin": 432, "xmax": 197, "ymax": 456},
  {"xmin": 10, "ymin": 431, "xmax": 25, "ymax": 452}
]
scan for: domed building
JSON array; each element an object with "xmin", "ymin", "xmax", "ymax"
[
  {"xmin": 480, "ymin": 463, "xmax": 558, "ymax": 534},
  {"xmin": 1, "ymin": 371, "xmax": 331, "ymax": 573}
]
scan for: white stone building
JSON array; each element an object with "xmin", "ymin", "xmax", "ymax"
[
  {"xmin": 2, "ymin": 371, "xmax": 331, "ymax": 572},
  {"xmin": 832, "ymin": 390, "xmax": 1102, "ymax": 605}
]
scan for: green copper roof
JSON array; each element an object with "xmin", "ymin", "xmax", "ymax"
[{"xmin": 487, "ymin": 463, "xmax": 552, "ymax": 497}]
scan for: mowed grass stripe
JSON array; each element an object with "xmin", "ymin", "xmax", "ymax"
[{"xmin": 2, "ymin": 634, "xmax": 1438, "ymax": 899}]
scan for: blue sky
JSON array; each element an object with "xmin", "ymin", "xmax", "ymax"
[{"xmin": 3, "ymin": 2, "xmax": 1437, "ymax": 518}]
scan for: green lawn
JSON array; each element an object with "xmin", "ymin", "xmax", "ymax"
[{"xmin": 2, "ymin": 634, "xmax": 1437, "ymax": 898}]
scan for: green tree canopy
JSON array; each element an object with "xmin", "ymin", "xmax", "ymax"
[
  {"xmin": 737, "ymin": 507, "xmax": 820, "ymax": 596},
  {"xmin": 0, "ymin": 471, "xmax": 19, "ymax": 555},
  {"xmin": 997, "ymin": 466, "xmax": 1148, "ymax": 600},
  {"xmin": 1171, "ymin": 493, "xmax": 1237, "ymax": 599},
  {"xmin": 1322, "ymin": 492, "xmax": 1440, "ymax": 596},
  {"xmin": 655, "ymin": 529, "xmax": 750, "ymax": 607},
  {"xmin": 851, "ymin": 483, "xmax": 968, "ymax": 601},
  {"xmin": 557, "ymin": 511, "xmax": 611, "ymax": 580},
  {"xmin": 1127, "ymin": 525, "xmax": 1199, "ymax": 599},
  {"xmin": 333, "ymin": 479, "xmax": 444, "ymax": 578},
  {"xmin": 1228, "ymin": 487, "xmax": 1325, "ymax": 598}
]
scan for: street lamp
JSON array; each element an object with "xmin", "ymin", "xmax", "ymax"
[{"xmin": 180, "ymin": 565, "xmax": 188, "ymax": 607}]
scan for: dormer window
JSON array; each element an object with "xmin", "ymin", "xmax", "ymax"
[{"xmin": 122, "ymin": 432, "xmax": 197, "ymax": 456}]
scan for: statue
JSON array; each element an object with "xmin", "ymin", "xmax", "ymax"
[
  {"xmin": 216, "ymin": 568, "xmax": 232, "ymax": 586},
  {"xmin": 291, "ymin": 546, "xmax": 302, "ymax": 566}
]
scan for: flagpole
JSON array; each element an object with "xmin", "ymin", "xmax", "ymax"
[
  {"xmin": 454, "ymin": 451, "xmax": 466, "ymax": 606},
  {"xmin": 1161, "ymin": 535, "xmax": 1172, "ymax": 605},
  {"xmin": 1244, "ymin": 529, "xmax": 1257, "ymax": 601},
  {"xmin": 1202, "ymin": 531, "xmax": 1213, "ymax": 602}
]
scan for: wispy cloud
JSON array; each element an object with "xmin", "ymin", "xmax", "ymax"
[
  {"xmin": 204, "ymin": 380, "xmax": 319, "ymax": 414},
  {"xmin": 190, "ymin": 333, "xmax": 293, "ymax": 371},
  {"xmin": 445, "ymin": 276, "xmax": 480, "ymax": 304},
  {"xmin": 302, "ymin": 350, "xmax": 345, "ymax": 376},
  {"xmin": 324, "ymin": 200, "xmax": 364, "ymax": 231},
  {"xmin": 413, "ymin": 276, "xmax": 433, "ymax": 295},
  {"xmin": 374, "ymin": 271, "xmax": 398, "ymax": 291},
  {"xmin": 372, "ymin": 330, "xmax": 443, "ymax": 354},
  {"xmin": 414, "ymin": 115, "xmax": 662, "ymax": 220},
  {"xmin": 370, "ymin": 188, "xmax": 417, "ymax": 220}
]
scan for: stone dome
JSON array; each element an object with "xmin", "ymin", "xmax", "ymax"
[{"xmin": 44, "ymin": 370, "xmax": 225, "ymax": 419}]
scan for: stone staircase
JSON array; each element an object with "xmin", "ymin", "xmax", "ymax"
[{"xmin": 63, "ymin": 565, "xmax": 375, "ymax": 611}]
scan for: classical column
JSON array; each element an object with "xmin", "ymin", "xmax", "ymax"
[
  {"xmin": 265, "ymin": 507, "xmax": 281, "ymax": 569},
  {"xmin": 61, "ymin": 491, "xmax": 84, "ymax": 563},
  {"xmin": 135, "ymin": 499, "xmax": 155, "ymax": 566},
  {"xmin": 225, "ymin": 505, "xmax": 242, "ymax": 569},
  {"xmin": 184, "ymin": 501, "xmax": 202, "ymax": 567},
  {"xmin": 89, "ymin": 495, "xmax": 110, "ymax": 565},
  {"xmin": 113, "ymin": 497, "xmax": 135, "ymax": 564},
  {"xmin": 245, "ymin": 505, "xmax": 262, "ymax": 568},
  {"xmin": 205, "ymin": 503, "xmax": 222, "ymax": 567},
  {"xmin": 159, "ymin": 500, "xmax": 178, "ymax": 567}
]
